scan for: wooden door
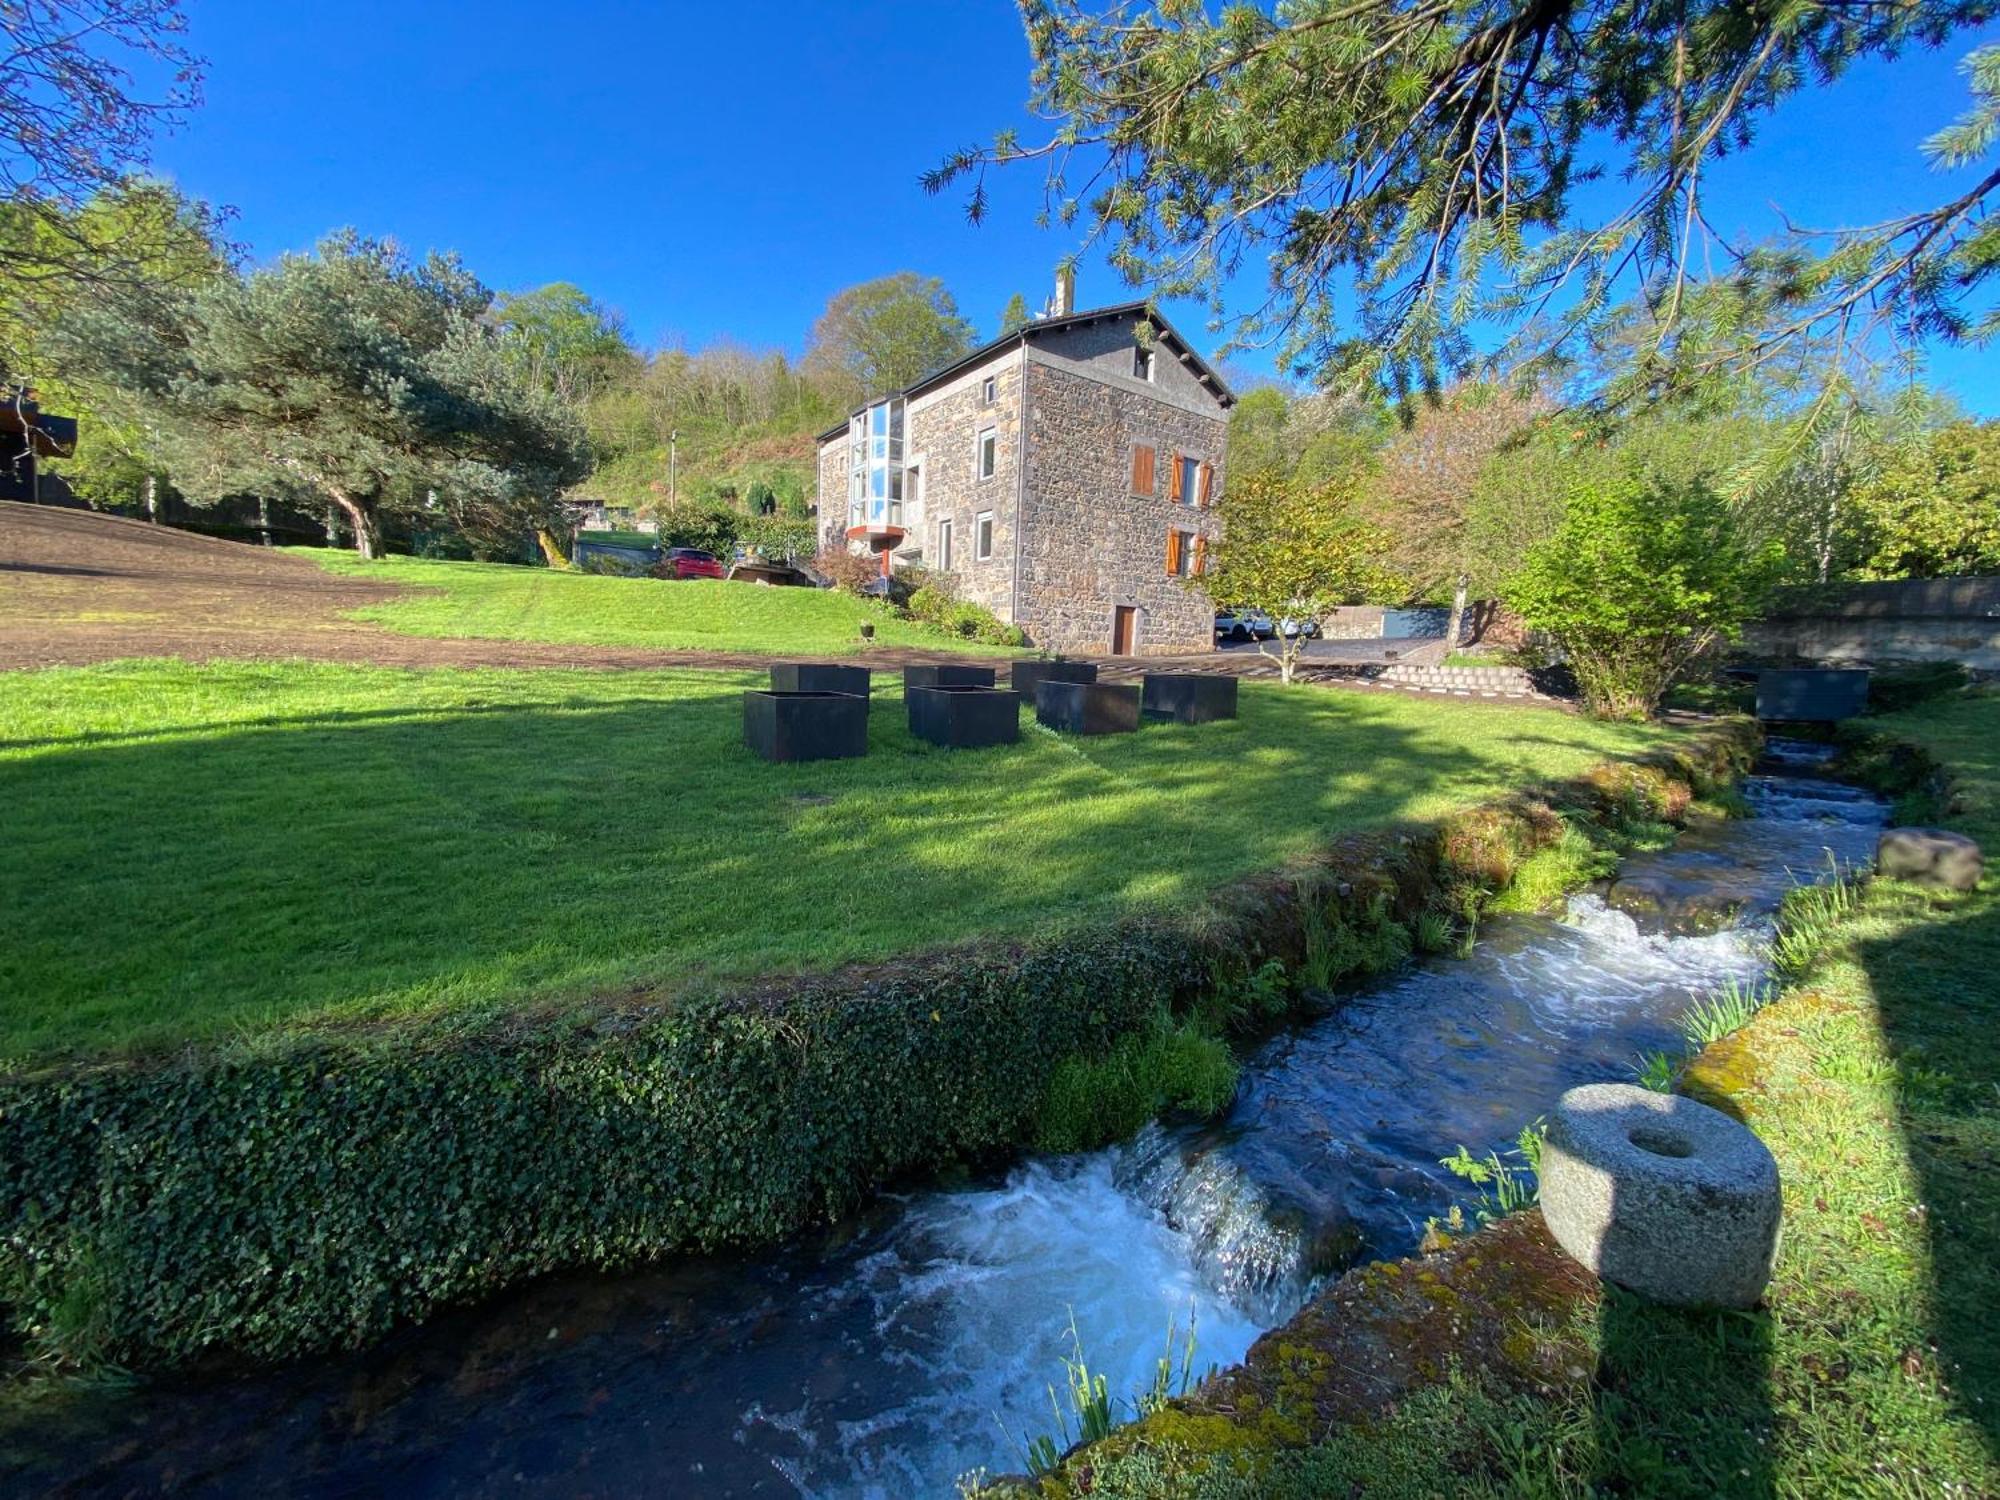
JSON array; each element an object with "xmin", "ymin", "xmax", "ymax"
[{"xmin": 1112, "ymin": 606, "xmax": 1137, "ymax": 655}]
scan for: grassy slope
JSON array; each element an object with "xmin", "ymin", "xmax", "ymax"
[
  {"xmin": 1055, "ymin": 690, "xmax": 2000, "ymax": 1499},
  {"xmin": 308, "ymin": 551, "xmax": 1016, "ymax": 656},
  {"xmin": 0, "ymin": 661, "xmax": 1670, "ymax": 1062}
]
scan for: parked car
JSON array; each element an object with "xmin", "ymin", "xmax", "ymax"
[
  {"xmin": 659, "ymin": 547, "xmax": 725, "ymax": 580},
  {"xmin": 1215, "ymin": 609, "xmax": 1276, "ymax": 642},
  {"xmin": 1278, "ymin": 615, "xmax": 1322, "ymax": 640}
]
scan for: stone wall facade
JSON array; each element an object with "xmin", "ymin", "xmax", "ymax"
[
  {"xmin": 811, "ymin": 309, "xmax": 1234, "ymax": 654},
  {"xmin": 903, "ymin": 352, "xmax": 1024, "ymax": 621},
  {"xmin": 1017, "ymin": 356, "xmax": 1226, "ymax": 655}
]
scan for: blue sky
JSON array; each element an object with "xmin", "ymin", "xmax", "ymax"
[{"xmin": 151, "ymin": 2, "xmax": 1999, "ymax": 412}]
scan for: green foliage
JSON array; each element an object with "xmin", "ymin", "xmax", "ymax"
[
  {"xmin": 936, "ymin": 1, "xmax": 1998, "ymax": 407},
  {"xmin": 1488, "ymin": 824, "xmax": 1618, "ymax": 914},
  {"xmin": 0, "ymin": 919, "xmax": 1198, "ymax": 1368},
  {"xmin": 997, "ymin": 291, "xmax": 1033, "ymax": 336},
  {"xmin": 1440, "ymin": 1122, "xmax": 1545, "ymax": 1223},
  {"xmin": 801, "ymin": 271, "xmax": 975, "ymax": 403},
  {"xmin": 313, "ymin": 553, "xmax": 1012, "ymax": 658},
  {"xmin": 1297, "ymin": 888, "xmax": 1412, "ymax": 990},
  {"xmin": 1632, "ymin": 1050, "xmax": 1679, "ymax": 1092},
  {"xmin": 1203, "ymin": 470, "xmax": 1399, "ymax": 682},
  {"xmin": 1506, "ymin": 470, "xmax": 1783, "ymax": 720},
  {"xmin": 1032, "ymin": 1011, "xmax": 1239, "ymax": 1155},
  {"xmin": 1679, "ymin": 978, "xmax": 1773, "ymax": 1047},
  {"xmin": 1846, "ymin": 421, "xmax": 2000, "ymax": 580},
  {"xmin": 51, "ymin": 231, "xmax": 588, "ymax": 559},
  {"xmin": 906, "ymin": 581, "xmax": 1029, "ymax": 647},
  {"xmin": 1867, "ymin": 663, "xmax": 1971, "ymax": 716},
  {"xmin": 1770, "ymin": 860, "xmax": 1868, "ymax": 976}
]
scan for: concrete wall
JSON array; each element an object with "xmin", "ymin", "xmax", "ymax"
[
  {"xmin": 1744, "ymin": 577, "xmax": 2000, "ymax": 670},
  {"xmin": 1016, "ymin": 357, "xmax": 1226, "ymax": 655}
]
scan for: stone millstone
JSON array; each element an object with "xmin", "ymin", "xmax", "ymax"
[
  {"xmin": 1876, "ymin": 827, "xmax": 1983, "ymax": 892},
  {"xmin": 1539, "ymin": 1083, "xmax": 1781, "ymax": 1309}
]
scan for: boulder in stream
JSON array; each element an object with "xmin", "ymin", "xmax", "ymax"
[{"xmin": 1539, "ymin": 1083, "xmax": 1781, "ymax": 1309}]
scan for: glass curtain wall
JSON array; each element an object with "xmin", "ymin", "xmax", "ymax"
[{"xmin": 847, "ymin": 398, "xmax": 906, "ymax": 531}]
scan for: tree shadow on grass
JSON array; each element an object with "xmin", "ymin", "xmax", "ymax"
[
  {"xmin": 1591, "ymin": 1283, "xmax": 1777, "ymax": 1497},
  {"xmin": 1853, "ymin": 891, "xmax": 2000, "ymax": 1466},
  {"xmin": 0, "ymin": 677, "xmax": 1549, "ymax": 1059}
]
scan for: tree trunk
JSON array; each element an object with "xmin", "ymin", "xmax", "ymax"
[
  {"xmin": 257, "ymin": 496, "xmax": 272, "ymax": 547},
  {"xmin": 325, "ymin": 504, "xmax": 342, "ymax": 549},
  {"xmin": 326, "ymin": 487, "xmax": 379, "ymax": 560},
  {"xmin": 535, "ymin": 526, "xmax": 571, "ymax": 569},
  {"xmin": 1444, "ymin": 574, "xmax": 1469, "ymax": 651},
  {"xmin": 143, "ymin": 473, "xmax": 158, "ymax": 523}
]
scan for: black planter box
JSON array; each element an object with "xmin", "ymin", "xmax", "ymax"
[
  {"xmin": 1755, "ymin": 668, "xmax": 1871, "ymax": 723},
  {"xmin": 1036, "ymin": 680, "xmax": 1141, "ymax": 735},
  {"xmin": 743, "ymin": 690, "xmax": 869, "ymax": 762},
  {"xmin": 1010, "ymin": 659, "xmax": 1098, "ymax": 706},
  {"xmin": 904, "ymin": 663, "xmax": 997, "ymax": 691},
  {"xmin": 769, "ymin": 662, "xmax": 871, "ymax": 698},
  {"xmin": 907, "ymin": 685, "xmax": 1021, "ymax": 748},
  {"xmin": 1141, "ymin": 673, "xmax": 1239, "ymax": 724}
]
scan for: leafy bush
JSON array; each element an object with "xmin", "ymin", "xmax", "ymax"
[
  {"xmin": 1507, "ymin": 472, "xmax": 1783, "ymax": 720},
  {"xmin": 1032, "ymin": 1012, "xmax": 1240, "ymax": 1154},
  {"xmin": 654, "ymin": 505, "xmax": 741, "ymax": 557},
  {"xmin": 1867, "ymin": 662, "xmax": 1969, "ymax": 715},
  {"xmin": 813, "ymin": 544, "xmax": 882, "ymax": 596},
  {"xmin": 737, "ymin": 513, "xmax": 817, "ymax": 561},
  {"xmin": 906, "ymin": 581, "xmax": 1029, "ymax": 647}
]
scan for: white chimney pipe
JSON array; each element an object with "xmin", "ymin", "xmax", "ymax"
[{"xmin": 1052, "ymin": 265, "xmax": 1075, "ymax": 318}]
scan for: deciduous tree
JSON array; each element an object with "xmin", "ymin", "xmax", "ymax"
[
  {"xmin": 1365, "ymin": 383, "xmax": 1550, "ymax": 647},
  {"xmin": 1201, "ymin": 471, "xmax": 1398, "ymax": 683},
  {"xmin": 1507, "ymin": 471, "xmax": 1783, "ymax": 719},
  {"xmin": 803, "ymin": 273, "xmax": 975, "ymax": 402},
  {"xmin": 1846, "ymin": 420, "xmax": 2000, "ymax": 580}
]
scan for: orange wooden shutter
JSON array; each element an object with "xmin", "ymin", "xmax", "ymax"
[
  {"xmin": 1130, "ymin": 444, "xmax": 1155, "ymax": 496},
  {"xmin": 1167, "ymin": 452, "xmax": 1185, "ymax": 502},
  {"xmin": 1165, "ymin": 528, "xmax": 1182, "ymax": 576},
  {"xmin": 1196, "ymin": 462, "xmax": 1213, "ymax": 508},
  {"xmin": 1193, "ymin": 535, "xmax": 1207, "ymax": 575}
]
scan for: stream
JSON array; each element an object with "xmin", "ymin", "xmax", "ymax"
[{"xmin": 3, "ymin": 741, "xmax": 1886, "ymax": 1499}]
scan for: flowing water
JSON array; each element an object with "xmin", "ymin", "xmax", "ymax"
[{"xmin": 4, "ymin": 744, "xmax": 1886, "ymax": 1499}]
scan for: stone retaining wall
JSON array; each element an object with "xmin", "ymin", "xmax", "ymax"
[{"xmin": 1381, "ymin": 662, "xmax": 1540, "ymax": 696}]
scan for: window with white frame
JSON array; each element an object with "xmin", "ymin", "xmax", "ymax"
[
  {"xmin": 976, "ymin": 426, "xmax": 998, "ymax": 481},
  {"xmin": 1133, "ymin": 345, "xmax": 1155, "ymax": 381},
  {"xmin": 938, "ymin": 517, "xmax": 954, "ymax": 572},
  {"xmin": 980, "ymin": 375, "xmax": 997, "ymax": 405},
  {"xmin": 975, "ymin": 510, "xmax": 994, "ymax": 561}
]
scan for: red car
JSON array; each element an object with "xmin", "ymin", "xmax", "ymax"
[{"xmin": 659, "ymin": 547, "xmax": 725, "ymax": 580}]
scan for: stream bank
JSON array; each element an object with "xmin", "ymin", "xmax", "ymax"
[{"xmin": 3, "ymin": 723, "xmax": 1887, "ymax": 1499}]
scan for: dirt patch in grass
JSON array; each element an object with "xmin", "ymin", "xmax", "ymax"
[{"xmin": 0, "ymin": 503, "xmax": 983, "ymax": 672}]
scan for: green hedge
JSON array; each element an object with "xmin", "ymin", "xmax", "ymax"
[{"xmin": 0, "ymin": 721, "xmax": 1758, "ymax": 1369}]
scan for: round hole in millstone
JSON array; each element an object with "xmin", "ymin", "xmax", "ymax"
[{"xmin": 1628, "ymin": 1125, "xmax": 1695, "ymax": 1159}]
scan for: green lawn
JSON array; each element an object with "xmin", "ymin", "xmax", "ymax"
[
  {"xmin": 308, "ymin": 551, "xmax": 1016, "ymax": 655},
  {"xmin": 0, "ymin": 660, "xmax": 1671, "ymax": 1062}
]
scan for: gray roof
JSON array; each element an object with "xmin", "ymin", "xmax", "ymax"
[{"xmin": 815, "ymin": 301, "xmax": 1234, "ymax": 443}]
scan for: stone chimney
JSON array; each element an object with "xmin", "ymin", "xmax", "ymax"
[{"xmin": 1052, "ymin": 264, "xmax": 1075, "ymax": 318}]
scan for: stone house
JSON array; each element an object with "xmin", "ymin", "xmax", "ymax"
[{"xmin": 815, "ymin": 285, "xmax": 1234, "ymax": 655}]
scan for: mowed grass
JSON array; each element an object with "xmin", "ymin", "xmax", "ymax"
[
  {"xmin": 307, "ymin": 551, "xmax": 1017, "ymax": 656},
  {"xmin": 0, "ymin": 660, "xmax": 1671, "ymax": 1062}
]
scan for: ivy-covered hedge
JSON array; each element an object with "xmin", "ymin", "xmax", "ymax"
[{"xmin": 0, "ymin": 720, "xmax": 1758, "ymax": 1370}]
